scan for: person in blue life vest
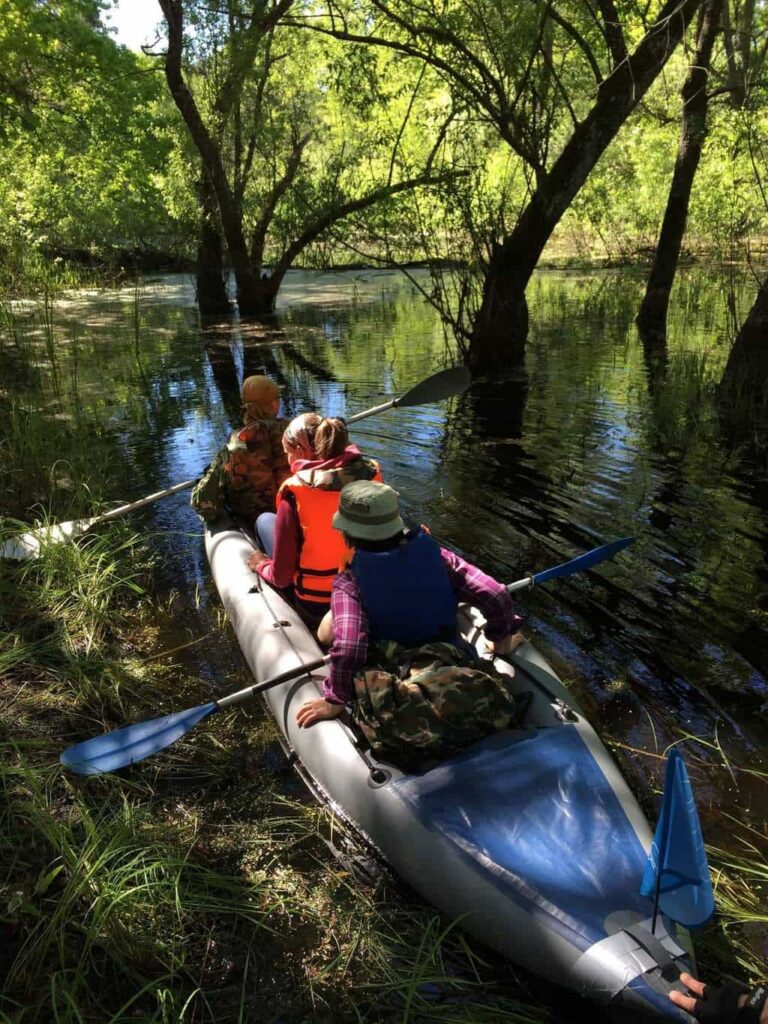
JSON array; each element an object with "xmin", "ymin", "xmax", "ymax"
[{"xmin": 296, "ymin": 479, "xmax": 526, "ymax": 732}]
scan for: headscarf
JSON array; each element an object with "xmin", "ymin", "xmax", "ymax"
[
  {"xmin": 282, "ymin": 412, "xmax": 321, "ymax": 459},
  {"xmin": 240, "ymin": 375, "xmax": 280, "ymax": 424}
]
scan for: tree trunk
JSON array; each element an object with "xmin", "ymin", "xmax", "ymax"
[
  {"xmin": 196, "ymin": 173, "xmax": 231, "ymax": 316},
  {"xmin": 159, "ymin": 0, "xmax": 267, "ymax": 314},
  {"xmin": 468, "ymin": 0, "xmax": 703, "ymax": 371},
  {"xmin": 636, "ymin": 0, "xmax": 722, "ymax": 346},
  {"xmin": 719, "ymin": 274, "xmax": 768, "ymax": 405}
]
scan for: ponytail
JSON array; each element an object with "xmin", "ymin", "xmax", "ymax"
[{"xmin": 314, "ymin": 417, "xmax": 348, "ymax": 460}]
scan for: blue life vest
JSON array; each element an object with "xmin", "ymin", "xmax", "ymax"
[{"xmin": 351, "ymin": 529, "xmax": 459, "ymax": 646}]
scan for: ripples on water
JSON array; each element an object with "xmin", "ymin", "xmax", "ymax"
[{"xmin": 5, "ymin": 267, "xmax": 767, "ymax": 837}]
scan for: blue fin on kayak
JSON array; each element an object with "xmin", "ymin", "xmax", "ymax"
[{"xmin": 60, "ymin": 702, "xmax": 218, "ymax": 775}]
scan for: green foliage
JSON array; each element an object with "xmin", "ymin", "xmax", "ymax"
[{"xmin": 0, "ymin": 0, "xmax": 177, "ymax": 280}]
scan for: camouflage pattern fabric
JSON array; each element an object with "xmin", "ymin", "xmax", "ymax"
[
  {"xmin": 191, "ymin": 416, "xmax": 289, "ymax": 522},
  {"xmin": 352, "ymin": 640, "xmax": 521, "ymax": 766}
]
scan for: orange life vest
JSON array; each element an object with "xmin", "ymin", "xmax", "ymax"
[{"xmin": 278, "ymin": 456, "xmax": 381, "ymax": 604}]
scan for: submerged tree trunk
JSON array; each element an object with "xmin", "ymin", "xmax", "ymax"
[
  {"xmin": 719, "ymin": 274, "xmax": 768, "ymax": 407},
  {"xmin": 468, "ymin": 0, "xmax": 702, "ymax": 371},
  {"xmin": 159, "ymin": 0, "xmax": 267, "ymax": 314},
  {"xmin": 196, "ymin": 173, "xmax": 231, "ymax": 316},
  {"xmin": 637, "ymin": 0, "xmax": 722, "ymax": 346}
]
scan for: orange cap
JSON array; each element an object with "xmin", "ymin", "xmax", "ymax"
[{"xmin": 241, "ymin": 375, "xmax": 279, "ymax": 407}]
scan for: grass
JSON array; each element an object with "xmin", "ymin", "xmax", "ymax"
[
  {"xmin": 3, "ymin": 521, "xmax": 764, "ymax": 1024},
  {"xmin": 606, "ymin": 733, "xmax": 768, "ymax": 986}
]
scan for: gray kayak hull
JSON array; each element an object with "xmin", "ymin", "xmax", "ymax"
[{"xmin": 205, "ymin": 518, "xmax": 696, "ymax": 1021}]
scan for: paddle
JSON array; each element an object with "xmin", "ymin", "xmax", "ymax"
[
  {"xmin": 1, "ymin": 478, "xmax": 199, "ymax": 561},
  {"xmin": 60, "ymin": 654, "xmax": 331, "ymax": 775},
  {"xmin": 346, "ymin": 365, "xmax": 470, "ymax": 424},
  {"xmin": 60, "ymin": 534, "xmax": 632, "ymax": 776},
  {"xmin": 506, "ymin": 536, "xmax": 635, "ymax": 593},
  {"xmin": 2, "ymin": 365, "xmax": 471, "ymax": 561}
]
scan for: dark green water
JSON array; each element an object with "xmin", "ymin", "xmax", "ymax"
[{"xmin": 3, "ymin": 267, "xmax": 767, "ymax": 845}]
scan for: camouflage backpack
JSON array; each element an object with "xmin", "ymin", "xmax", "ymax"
[
  {"xmin": 352, "ymin": 640, "xmax": 523, "ymax": 767},
  {"xmin": 191, "ymin": 417, "xmax": 289, "ymax": 522}
]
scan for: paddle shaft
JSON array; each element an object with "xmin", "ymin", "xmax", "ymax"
[
  {"xmin": 346, "ymin": 365, "xmax": 470, "ymax": 424},
  {"xmin": 90, "ymin": 477, "xmax": 198, "ymax": 525},
  {"xmin": 216, "ymin": 654, "xmax": 330, "ymax": 709},
  {"xmin": 346, "ymin": 398, "xmax": 396, "ymax": 424}
]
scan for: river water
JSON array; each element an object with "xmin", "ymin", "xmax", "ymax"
[{"xmin": 4, "ymin": 266, "xmax": 767, "ymax": 940}]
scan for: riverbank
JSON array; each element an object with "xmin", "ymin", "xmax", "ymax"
[{"xmin": 3, "ymin": 236, "xmax": 766, "ymax": 305}]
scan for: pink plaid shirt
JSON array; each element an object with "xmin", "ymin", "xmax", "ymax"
[{"xmin": 323, "ymin": 547, "xmax": 525, "ymax": 704}]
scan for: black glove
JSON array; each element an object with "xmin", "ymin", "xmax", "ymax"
[{"xmin": 692, "ymin": 982, "xmax": 766, "ymax": 1024}]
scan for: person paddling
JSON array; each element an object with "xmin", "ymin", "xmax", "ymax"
[
  {"xmin": 248, "ymin": 414, "xmax": 381, "ymax": 626},
  {"xmin": 296, "ymin": 480, "xmax": 527, "ymax": 764},
  {"xmin": 191, "ymin": 375, "xmax": 289, "ymax": 524}
]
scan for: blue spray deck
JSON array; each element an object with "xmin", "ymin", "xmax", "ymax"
[{"xmin": 394, "ymin": 726, "xmax": 654, "ymax": 951}]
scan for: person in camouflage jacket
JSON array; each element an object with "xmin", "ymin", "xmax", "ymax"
[{"xmin": 191, "ymin": 375, "xmax": 290, "ymax": 523}]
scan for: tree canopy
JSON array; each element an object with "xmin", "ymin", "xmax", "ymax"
[{"xmin": 1, "ymin": 0, "xmax": 767, "ymax": 379}]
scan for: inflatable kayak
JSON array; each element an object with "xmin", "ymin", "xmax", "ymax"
[{"xmin": 206, "ymin": 516, "xmax": 696, "ymax": 1021}]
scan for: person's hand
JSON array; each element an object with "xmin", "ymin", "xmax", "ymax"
[
  {"xmin": 669, "ymin": 973, "xmax": 708, "ymax": 1015},
  {"xmin": 296, "ymin": 698, "xmax": 345, "ymax": 728},
  {"xmin": 487, "ymin": 632, "xmax": 526, "ymax": 657},
  {"xmin": 668, "ymin": 972, "xmax": 752, "ymax": 1021},
  {"xmin": 247, "ymin": 549, "xmax": 267, "ymax": 572}
]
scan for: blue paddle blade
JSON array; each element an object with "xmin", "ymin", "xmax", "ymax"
[
  {"xmin": 533, "ymin": 536, "xmax": 635, "ymax": 587},
  {"xmin": 60, "ymin": 702, "xmax": 218, "ymax": 775}
]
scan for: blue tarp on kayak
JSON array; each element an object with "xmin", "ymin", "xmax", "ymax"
[{"xmin": 393, "ymin": 725, "xmax": 653, "ymax": 952}]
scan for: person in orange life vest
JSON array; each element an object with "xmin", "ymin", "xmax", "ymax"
[
  {"xmin": 296, "ymin": 480, "xmax": 525, "ymax": 728},
  {"xmin": 247, "ymin": 413, "xmax": 381, "ymax": 625},
  {"xmin": 190, "ymin": 375, "xmax": 289, "ymax": 523}
]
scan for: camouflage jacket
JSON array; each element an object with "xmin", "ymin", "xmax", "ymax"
[
  {"xmin": 353, "ymin": 640, "xmax": 522, "ymax": 768},
  {"xmin": 191, "ymin": 416, "xmax": 290, "ymax": 522}
]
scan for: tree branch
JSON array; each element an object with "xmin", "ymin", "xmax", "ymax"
[
  {"xmin": 546, "ymin": 5, "xmax": 604, "ymax": 83},
  {"xmin": 284, "ymin": 14, "xmax": 542, "ymax": 170},
  {"xmin": 595, "ymin": 0, "xmax": 629, "ymax": 66},
  {"xmin": 249, "ymin": 133, "xmax": 310, "ymax": 267},
  {"xmin": 271, "ymin": 172, "xmax": 463, "ymax": 283}
]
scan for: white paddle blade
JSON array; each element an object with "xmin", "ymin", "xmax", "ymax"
[{"xmin": 0, "ymin": 519, "xmax": 96, "ymax": 561}]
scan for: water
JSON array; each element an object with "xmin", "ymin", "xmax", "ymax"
[{"xmin": 3, "ymin": 267, "xmax": 767, "ymax": 864}]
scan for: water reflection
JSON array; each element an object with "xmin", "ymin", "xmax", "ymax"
[{"xmin": 3, "ymin": 267, "xmax": 767, "ymax": 839}]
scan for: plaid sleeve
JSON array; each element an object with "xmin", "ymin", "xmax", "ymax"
[
  {"xmin": 323, "ymin": 570, "xmax": 369, "ymax": 704},
  {"xmin": 440, "ymin": 547, "xmax": 525, "ymax": 641}
]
